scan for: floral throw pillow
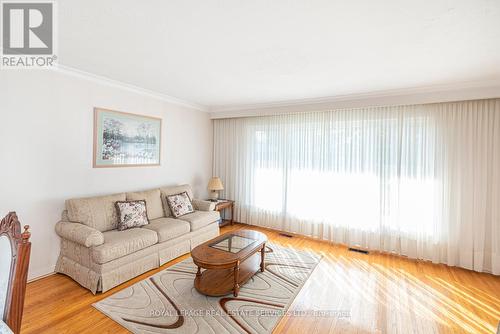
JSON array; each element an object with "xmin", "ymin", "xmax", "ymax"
[
  {"xmin": 115, "ymin": 200, "xmax": 149, "ymax": 231},
  {"xmin": 166, "ymin": 191, "xmax": 194, "ymax": 217}
]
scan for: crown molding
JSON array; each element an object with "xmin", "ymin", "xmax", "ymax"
[
  {"xmin": 47, "ymin": 65, "xmax": 500, "ymax": 116},
  {"xmin": 209, "ymin": 79, "xmax": 500, "ymax": 119},
  {"xmin": 52, "ymin": 64, "xmax": 208, "ymax": 112}
]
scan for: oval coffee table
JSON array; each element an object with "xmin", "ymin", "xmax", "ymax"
[{"xmin": 191, "ymin": 230, "xmax": 267, "ymax": 297}]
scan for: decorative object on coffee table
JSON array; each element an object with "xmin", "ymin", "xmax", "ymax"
[
  {"xmin": 214, "ymin": 199, "xmax": 234, "ymax": 226},
  {"xmin": 0, "ymin": 212, "xmax": 31, "ymax": 334},
  {"xmin": 191, "ymin": 230, "xmax": 267, "ymax": 297},
  {"xmin": 207, "ymin": 176, "xmax": 224, "ymax": 201}
]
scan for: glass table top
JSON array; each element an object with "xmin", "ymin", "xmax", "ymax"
[{"xmin": 209, "ymin": 234, "xmax": 256, "ymax": 253}]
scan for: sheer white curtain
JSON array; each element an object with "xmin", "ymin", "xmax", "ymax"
[{"xmin": 213, "ymin": 99, "xmax": 500, "ymax": 275}]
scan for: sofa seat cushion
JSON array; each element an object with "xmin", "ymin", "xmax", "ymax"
[
  {"xmin": 142, "ymin": 217, "xmax": 190, "ymax": 242},
  {"xmin": 92, "ymin": 228, "xmax": 158, "ymax": 264},
  {"xmin": 179, "ymin": 210, "xmax": 220, "ymax": 231}
]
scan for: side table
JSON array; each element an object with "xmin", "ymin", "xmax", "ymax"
[{"xmin": 213, "ymin": 199, "xmax": 234, "ymax": 227}]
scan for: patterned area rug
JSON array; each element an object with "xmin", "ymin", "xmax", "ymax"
[{"xmin": 94, "ymin": 243, "xmax": 321, "ymax": 334}]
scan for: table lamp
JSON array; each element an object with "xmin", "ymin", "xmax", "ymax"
[{"xmin": 207, "ymin": 177, "xmax": 224, "ymax": 202}]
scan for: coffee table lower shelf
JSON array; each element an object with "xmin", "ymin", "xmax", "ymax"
[{"xmin": 194, "ymin": 254, "xmax": 262, "ymax": 297}]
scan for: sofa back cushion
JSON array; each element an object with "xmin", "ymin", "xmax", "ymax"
[
  {"xmin": 65, "ymin": 193, "xmax": 126, "ymax": 232},
  {"xmin": 159, "ymin": 184, "xmax": 194, "ymax": 217},
  {"xmin": 126, "ymin": 189, "xmax": 163, "ymax": 220}
]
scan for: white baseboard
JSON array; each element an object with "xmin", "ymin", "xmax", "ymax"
[{"xmin": 28, "ymin": 265, "xmax": 56, "ymax": 283}]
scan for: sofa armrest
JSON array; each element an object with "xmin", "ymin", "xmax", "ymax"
[
  {"xmin": 55, "ymin": 221, "xmax": 104, "ymax": 247},
  {"xmin": 192, "ymin": 199, "xmax": 215, "ymax": 211}
]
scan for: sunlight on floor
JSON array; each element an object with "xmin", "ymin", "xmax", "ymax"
[{"xmin": 287, "ymin": 246, "xmax": 499, "ymax": 334}]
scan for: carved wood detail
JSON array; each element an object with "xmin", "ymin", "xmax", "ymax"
[{"xmin": 1, "ymin": 212, "xmax": 31, "ymax": 334}]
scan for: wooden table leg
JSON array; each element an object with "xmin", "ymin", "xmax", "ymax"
[
  {"xmin": 260, "ymin": 244, "xmax": 265, "ymax": 272},
  {"xmin": 196, "ymin": 266, "xmax": 201, "ymax": 278},
  {"xmin": 230, "ymin": 203, "xmax": 234, "ymax": 225},
  {"xmin": 234, "ymin": 261, "xmax": 240, "ymax": 297}
]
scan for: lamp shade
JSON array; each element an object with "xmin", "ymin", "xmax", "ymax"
[{"xmin": 207, "ymin": 177, "xmax": 224, "ymax": 191}]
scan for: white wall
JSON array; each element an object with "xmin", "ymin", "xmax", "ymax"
[{"xmin": 0, "ymin": 70, "xmax": 213, "ymax": 280}]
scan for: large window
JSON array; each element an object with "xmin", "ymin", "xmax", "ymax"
[
  {"xmin": 248, "ymin": 114, "xmax": 437, "ymax": 237},
  {"xmin": 213, "ymin": 100, "xmax": 500, "ymax": 275}
]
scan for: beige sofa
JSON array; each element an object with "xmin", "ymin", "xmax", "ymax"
[{"xmin": 54, "ymin": 184, "xmax": 220, "ymax": 294}]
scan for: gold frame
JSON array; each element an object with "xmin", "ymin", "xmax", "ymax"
[{"xmin": 93, "ymin": 107, "xmax": 162, "ymax": 168}]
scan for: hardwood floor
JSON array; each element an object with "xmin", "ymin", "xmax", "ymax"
[{"xmin": 22, "ymin": 223, "xmax": 500, "ymax": 334}]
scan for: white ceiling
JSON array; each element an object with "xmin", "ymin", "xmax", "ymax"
[{"xmin": 58, "ymin": 0, "xmax": 500, "ymax": 110}]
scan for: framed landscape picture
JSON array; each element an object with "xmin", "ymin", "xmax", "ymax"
[{"xmin": 93, "ymin": 108, "xmax": 162, "ymax": 167}]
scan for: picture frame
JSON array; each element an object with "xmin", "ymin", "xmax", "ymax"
[{"xmin": 93, "ymin": 108, "xmax": 162, "ymax": 168}]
